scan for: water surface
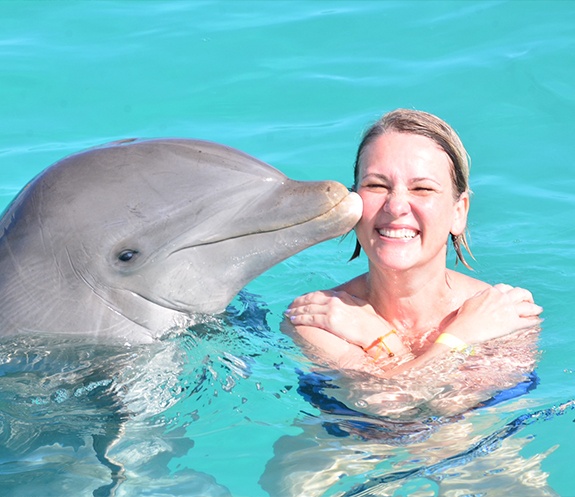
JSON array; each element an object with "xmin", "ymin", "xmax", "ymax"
[{"xmin": 1, "ymin": 1, "xmax": 574, "ymax": 496}]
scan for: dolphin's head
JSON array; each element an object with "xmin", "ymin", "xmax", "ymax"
[{"xmin": 0, "ymin": 139, "xmax": 361, "ymax": 341}]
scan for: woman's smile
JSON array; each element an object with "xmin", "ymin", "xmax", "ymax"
[{"xmin": 376, "ymin": 225, "xmax": 420, "ymax": 240}]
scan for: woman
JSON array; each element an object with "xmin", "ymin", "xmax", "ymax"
[
  {"xmin": 285, "ymin": 109, "xmax": 542, "ymax": 382},
  {"xmin": 261, "ymin": 110, "xmax": 549, "ymax": 497}
]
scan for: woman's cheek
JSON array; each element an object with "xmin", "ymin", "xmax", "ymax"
[{"xmin": 358, "ymin": 191, "xmax": 384, "ymax": 217}]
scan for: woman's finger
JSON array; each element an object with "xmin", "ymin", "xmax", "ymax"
[
  {"xmin": 515, "ymin": 300, "xmax": 543, "ymax": 318},
  {"xmin": 507, "ymin": 286, "xmax": 535, "ymax": 304},
  {"xmin": 286, "ymin": 303, "xmax": 329, "ymax": 317},
  {"xmin": 493, "ymin": 283, "xmax": 514, "ymax": 293},
  {"xmin": 286, "ymin": 313, "xmax": 334, "ymax": 330},
  {"xmin": 289, "ymin": 291, "xmax": 332, "ymax": 309}
]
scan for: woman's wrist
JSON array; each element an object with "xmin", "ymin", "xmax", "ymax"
[
  {"xmin": 434, "ymin": 332, "xmax": 474, "ymax": 355},
  {"xmin": 435, "ymin": 332, "xmax": 467, "ymax": 350},
  {"xmin": 362, "ymin": 329, "xmax": 398, "ymax": 359},
  {"xmin": 361, "ymin": 328, "xmax": 409, "ymax": 360}
]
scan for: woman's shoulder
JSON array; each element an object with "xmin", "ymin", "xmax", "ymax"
[
  {"xmin": 447, "ymin": 269, "xmax": 491, "ymax": 298},
  {"xmin": 332, "ymin": 273, "xmax": 369, "ymax": 298}
]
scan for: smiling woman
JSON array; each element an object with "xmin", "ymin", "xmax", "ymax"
[
  {"xmin": 269, "ymin": 109, "xmax": 549, "ymax": 497},
  {"xmin": 285, "ymin": 109, "xmax": 542, "ymax": 384}
]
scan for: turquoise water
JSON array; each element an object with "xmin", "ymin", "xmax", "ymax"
[{"xmin": 1, "ymin": 1, "xmax": 574, "ymax": 496}]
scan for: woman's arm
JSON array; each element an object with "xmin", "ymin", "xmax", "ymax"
[
  {"xmin": 281, "ymin": 320, "xmax": 369, "ymax": 370},
  {"xmin": 284, "ymin": 289, "xmax": 412, "ymax": 371},
  {"xmin": 285, "ymin": 284, "xmax": 542, "ymax": 377}
]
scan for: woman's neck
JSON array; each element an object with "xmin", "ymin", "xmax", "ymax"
[{"xmin": 364, "ymin": 261, "xmax": 458, "ymax": 334}]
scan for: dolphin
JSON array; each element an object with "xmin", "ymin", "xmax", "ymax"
[{"xmin": 0, "ymin": 138, "xmax": 361, "ymax": 344}]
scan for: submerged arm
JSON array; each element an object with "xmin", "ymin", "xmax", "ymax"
[{"xmin": 284, "ymin": 284, "xmax": 542, "ymax": 416}]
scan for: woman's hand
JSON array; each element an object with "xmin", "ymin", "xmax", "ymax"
[
  {"xmin": 441, "ymin": 283, "xmax": 543, "ymax": 345},
  {"xmin": 286, "ymin": 290, "xmax": 410, "ymax": 359},
  {"xmin": 286, "ymin": 290, "xmax": 383, "ymax": 346}
]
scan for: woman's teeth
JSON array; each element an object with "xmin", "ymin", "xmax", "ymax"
[{"xmin": 377, "ymin": 228, "xmax": 418, "ymax": 239}]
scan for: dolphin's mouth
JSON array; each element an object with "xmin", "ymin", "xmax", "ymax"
[
  {"xmin": 169, "ymin": 190, "xmax": 362, "ymax": 255},
  {"xmin": 145, "ymin": 190, "xmax": 362, "ymax": 317}
]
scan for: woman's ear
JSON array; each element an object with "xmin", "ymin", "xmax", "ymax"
[{"xmin": 451, "ymin": 191, "xmax": 470, "ymax": 236}]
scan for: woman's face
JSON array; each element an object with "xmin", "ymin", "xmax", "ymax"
[{"xmin": 355, "ymin": 131, "xmax": 469, "ymax": 273}]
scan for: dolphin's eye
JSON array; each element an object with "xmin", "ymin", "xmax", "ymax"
[{"xmin": 118, "ymin": 249, "xmax": 139, "ymax": 262}]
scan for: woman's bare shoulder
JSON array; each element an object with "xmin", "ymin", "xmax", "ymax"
[
  {"xmin": 332, "ymin": 273, "xmax": 369, "ymax": 298},
  {"xmin": 447, "ymin": 269, "xmax": 491, "ymax": 298}
]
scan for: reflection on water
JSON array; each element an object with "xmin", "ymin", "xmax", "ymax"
[
  {"xmin": 0, "ymin": 333, "xmax": 202, "ymax": 496},
  {"xmin": 0, "ymin": 291, "xmax": 296, "ymax": 496},
  {"xmin": 261, "ymin": 344, "xmax": 563, "ymax": 497},
  {"xmin": 0, "ymin": 291, "xmax": 568, "ymax": 496}
]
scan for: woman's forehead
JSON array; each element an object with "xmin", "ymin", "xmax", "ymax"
[{"xmin": 358, "ymin": 132, "xmax": 452, "ymax": 178}]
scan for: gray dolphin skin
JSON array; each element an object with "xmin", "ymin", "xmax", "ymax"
[{"xmin": 0, "ymin": 138, "xmax": 361, "ymax": 344}]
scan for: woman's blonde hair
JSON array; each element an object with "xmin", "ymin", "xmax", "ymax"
[{"xmin": 350, "ymin": 108, "xmax": 473, "ymax": 269}]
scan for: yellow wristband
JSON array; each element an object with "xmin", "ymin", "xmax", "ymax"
[{"xmin": 435, "ymin": 332, "xmax": 468, "ymax": 352}]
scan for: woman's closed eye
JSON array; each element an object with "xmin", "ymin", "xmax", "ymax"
[
  {"xmin": 411, "ymin": 183, "xmax": 441, "ymax": 194},
  {"xmin": 361, "ymin": 182, "xmax": 390, "ymax": 191}
]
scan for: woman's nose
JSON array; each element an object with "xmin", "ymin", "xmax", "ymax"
[{"xmin": 383, "ymin": 190, "xmax": 410, "ymax": 217}]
